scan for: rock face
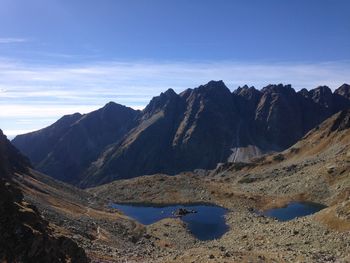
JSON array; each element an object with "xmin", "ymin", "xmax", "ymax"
[
  {"xmin": 334, "ymin": 84, "xmax": 350, "ymax": 100},
  {"xmin": 0, "ymin": 181, "xmax": 89, "ymax": 263},
  {"xmin": 0, "ymin": 129, "xmax": 89, "ymax": 263},
  {"xmin": 0, "ymin": 129, "xmax": 31, "ymax": 177},
  {"xmin": 13, "ymin": 102, "xmax": 139, "ymax": 184},
  {"xmin": 12, "ymin": 81, "xmax": 350, "ymax": 187},
  {"xmin": 330, "ymin": 109, "xmax": 350, "ymax": 132},
  {"xmin": 173, "ymin": 208, "xmax": 197, "ymax": 217}
]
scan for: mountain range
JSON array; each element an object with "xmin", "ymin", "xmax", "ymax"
[
  {"xmin": 12, "ymin": 81, "xmax": 350, "ymax": 187},
  {"xmin": 1, "ymin": 100, "xmax": 350, "ymax": 262}
]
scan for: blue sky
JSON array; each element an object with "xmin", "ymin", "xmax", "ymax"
[{"xmin": 0, "ymin": 0, "xmax": 349, "ymax": 137}]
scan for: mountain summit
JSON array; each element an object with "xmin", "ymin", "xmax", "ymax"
[{"xmin": 12, "ymin": 102, "xmax": 139, "ymax": 184}]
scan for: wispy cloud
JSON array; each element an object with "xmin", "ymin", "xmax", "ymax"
[
  {"xmin": 0, "ymin": 38, "xmax": 28, "ymax": 44},
  {"xmin": 0, "ymin": 58, "xmax": 349, "ymax": 137}
]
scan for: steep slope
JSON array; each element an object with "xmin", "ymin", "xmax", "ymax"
[
  {"xmin": 11, "ymin": 113, "xmax": 82, "ymax": 165},
  {"xmin": 0, "ymin": 130, "xmax": 31, "ymax": 177},
  {"xmin": 284, "ymin": 108, "xmax": 350, "ymax": 159},
  {"xmin": 0, "ymin": 129, "xmax": 89, "ymax": 263},
  {"xmin": 13, "ymin": 102, "xmax": 139, "ymax": 184}
]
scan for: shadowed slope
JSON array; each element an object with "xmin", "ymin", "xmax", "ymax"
[{"xmin": 0, "ymin": 130, "xmax": 89, "ymax": 263}]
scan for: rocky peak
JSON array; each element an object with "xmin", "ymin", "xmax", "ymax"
[
  {"xmin": 233, "ymin": 85, "xmax": 261, "ymax": 115},
  {"xmin": 261, "ymin": 84, "xmax": 295, "ymax": 96},
  {"xmin": 195, "ymin": 80, "xmax": 231, "ymax": 97},
  {"xmin": 235, "ymin": 85, "xmax": 254, "ymax": 94},
  {"xmin": 179, "ymin": 81, "xmax": 231, "ymax": 109},
  {"xmin": 330, "ymin": 109, "xmax": 350, "ymax": 132},
  {"xmin": 102, "ymin": 101, "xmax": 119, "ymax": 109},
  {"xmin": 184, "ymin": 81, "xmax": 235, "ymax": 114},
  {"xmin": 143, "ymin": 88, "xmax": 181, "ymax": 116},
  {"xmin": 257, "ymin": 84, "xmax": 297, "ymax": 119},
  {"xmin": 308, "ymin": 86, "xmax": 333, "ymax": 107},
  {"xmin": 91, "ymin": 101, "xmax": 138, "ymax": 120},
  {"xmin": 163, "ymin": 88, "xmax": 177, "ymax": 97},
  {"xmin": 183, "ymin": 81, "xmax": 233, "ymax": 110},
  {"xmin": 335, "ymin": 83, "xmax": 350, "ymax": 100},
  {"xmin": 99, "ymin": 101, "xmax": 135, "ymax": 113},
  {"xmin": 179, "ymin": 88, "xmax": 193, "ymax": 100},
  {"xmin": 235, "ymin": 85, "xmax": 261, "ymax": 100},
  {"xmin": 297, "ymin": 88, "xmax": 309, "ymax": 98}
]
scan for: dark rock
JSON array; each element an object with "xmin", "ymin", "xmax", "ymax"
[
  {"xmin": 0, "ymin": 130, "xmax": 89, "ymax": 262},
  {"xmin": 143, "ymin": 233, "xmax": 151, "ymax": 239},
  {"xmin": 0, "ymin": 129, "xmax": 31, "ymax": 177},
  {"xmin": 335, "ymin": 84, "xmax": 350, "ymax": 99},
  {"xmin": 219, "ymin": 246, "xmax": 226, "ymax": 251},
  {"xmin": 292, "ymin": 229, "xmax": 299, "ymax": 235},
  {"xmin": 173, "ymin": 208, "xmax": 197, "ymax": 217},
  {"xmin": 330, "ymin": 109, "xmax": 350, "ymax": 132}
]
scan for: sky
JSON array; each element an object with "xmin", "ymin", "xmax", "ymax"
[{"xmin": 0, "ymin": 0, "xmax": 349, "ymax": 138}]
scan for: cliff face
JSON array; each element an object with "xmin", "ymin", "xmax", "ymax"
[
  {"xmin": 0, "ymin": 129, "xmax": 31, "ymax": 177},
  {"xmin": 12, "ymin": 81, "xmax": 350, "ymax": 187}
]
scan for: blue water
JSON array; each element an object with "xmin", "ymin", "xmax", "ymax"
[
  {"xmin": 110, "ymin": 203, "xmax": 229, "ymax": 240},
  {"xmin": 262, "ymin": 202, "xmax": 326, "ymax": 221}
]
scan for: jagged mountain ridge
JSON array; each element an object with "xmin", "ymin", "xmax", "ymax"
[
  {"xmin": 81, "ymin": 81, "xmax": 350, "ymax": 187},
  {"xmin": 12, "ymin": 81, "xmax": 350, "ymax": 187}
]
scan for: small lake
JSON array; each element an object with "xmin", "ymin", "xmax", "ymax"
[
  {"xmin": 262, "ymin": 202, "xmax": 326, "ymax": 221},
  {"xmin": 111, "ymin": 203, "xmax": 229, "ymax": 241}
]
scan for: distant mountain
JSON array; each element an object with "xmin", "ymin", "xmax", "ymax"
[
  {"xmin": 13, "ymin": 81, "xmax": 350, "ymax": 187},
  {"xmin": 13, "ymin": 102, "xmax": 139, "ymax": 184}
]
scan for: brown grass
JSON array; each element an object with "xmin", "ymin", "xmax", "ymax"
[{"xmin": 315, "ymin": 205, "xmax": 350, "ymax": 232}]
